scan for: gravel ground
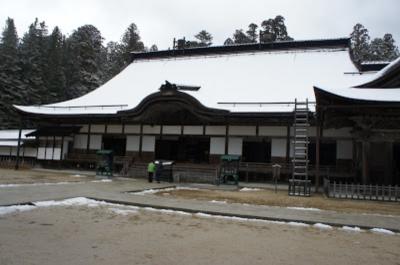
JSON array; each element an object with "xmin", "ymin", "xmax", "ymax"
[{"xmin": 0, "ymin": 205, "xmax": 399, "ymax": 265}]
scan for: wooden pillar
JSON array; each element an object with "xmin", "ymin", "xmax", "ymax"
[
  {"xmin": 315, "ymin": 125, "xmax": 321, "ymax": 192},
  {"xmin": 361, "ymin": 140, "xmax": 369, "ymax": 184},
  {"xmin": 60, "ymin": 136, "xmax": 65, "ymax": 160},
  {"xmin": 86, "ymin": 124, "xmax": 91, "ymax": 154},
  {"xmin": 14, "ymin": 125, "xmax": 22, "ymax": 170},
  {"xmin": 224, "ymin": 124, "xmax": 229, "ymax": 155},
  {"xmin": 285, "ymin": 125, "xmax": 290, "ymax": 163},
  {"xmin": 138, "ymin": 124, "xmax": 143, "ymax": 159}
]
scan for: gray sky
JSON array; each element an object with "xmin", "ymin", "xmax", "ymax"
[{"xmin": 1, "ymin": 0, "xmax": 399, "ymax": 49}]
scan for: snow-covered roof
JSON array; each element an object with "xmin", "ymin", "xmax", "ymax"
[
  {"xmin": 315, "ymin": 87, "xmax": 400, "ymax": 102},
  {"xmin": 358, "ymin": 56, "xmax": 400, "ymax": 86},
  {"xmin": 0, "ymin": 130, "xmax": 35, "ymax": 140},
  {"xmin": 15, "ymin": 44, "xmax": 372, "ymax": 115}
]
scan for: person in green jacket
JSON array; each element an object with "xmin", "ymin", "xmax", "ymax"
[{"xmin": 147, "ymin": 161, "xmax": 156, "ymax": 183}]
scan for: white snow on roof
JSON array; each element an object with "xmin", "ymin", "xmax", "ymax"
[
  {"xmin": 15, "ymin": 48, "xmax": 371, "ymax": 115},
  {"xmin": 359, "ymin": 56, "xmax": 400, "ymax": 85},
  {"xmin": 317, "ymin": 87, "xmax": 400, "ymax": 102},
  {"xmin": 0, "ymin": 130, "xmax": 35, "ymax": 140}
]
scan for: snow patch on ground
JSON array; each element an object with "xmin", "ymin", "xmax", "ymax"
[
  {"xmin": 131, "ymin": 186, "xmax": 199, "ymax": 195},
  {"xmin": 108, "ymin": 207, "xmax": 138, "ymax": 215},
  {"xmin": 0, "ymin": 182, "xmax": 82, "ymax": 188},
  {"xmin": 0, "ymin": 204, "xmax": 36, "ymax": 216},
  {"xmin": 370, "ymin": 228, "xmax": 396, "ymax": 235},
  {"xmin": 287, "ymin": 207, "xmax": 322, "ymax": 212},
  {"xmin": 91, "ymin": 179, "xmax": 112, "ymax": 183},
  {"xmin": 313, "ymin": 223, "xmax": 333, "ymax": 229},
  {"xmin": 209, "ymin": 200, "xmax": 228, "ymax": 204},
  {"xmin": 341, "ymin": 226, "xmax": 363, "ymax": 232},
  {"xmin": 287, "ymin": 222, "xmax": 310, "ymax": 227},
  {"xmin": 239, "ymin": 187, "xmax": 261, "ymax": 192}
]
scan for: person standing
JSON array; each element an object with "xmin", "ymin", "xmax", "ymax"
[{"xmin": 147, "ymin": 161, "xmax": 156, "ymax": 183}]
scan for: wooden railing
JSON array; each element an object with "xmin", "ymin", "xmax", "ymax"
[{"xmin": 324, "ymin": 178, "xmax": 400, "ymax": 202}]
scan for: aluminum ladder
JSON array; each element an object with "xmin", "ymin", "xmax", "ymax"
[{"xmin": 289, "ymin": 99, "xmax": 311, "ymax": 196}]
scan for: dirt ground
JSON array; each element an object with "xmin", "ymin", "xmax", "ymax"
[
  {"xmin": 156, "ymin": 188, "xmax": 400, "ymax": 216},
  {"xmin": 0, "ymin": 205, "xmax": 399, "ymax": 265},
  {"xmin": 0, "ymin": 168, "xmax": 94, "ymax": 184}
]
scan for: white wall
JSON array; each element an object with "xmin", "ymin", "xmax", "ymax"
[
  {"xmin": 229, "ymin": 126, "xmax": 256, "ymax": 136},
  {"xmin": 143, "ymin": 125, "xmax": 161, "ymax": 134},
  {"xmin": 124, "ymin": 125, "xmax": 140, "ymax": 134},
  {"xmin": 89, "ymin": 135, "xmax": 102, "ymax": 150},
  {"xmin": 163, "ymin": 126, "xmax": 181, "ymax": 135},
  {"xmin": 323, "ymin": 128, "xmax": 352, "ymax": 138},
  {"xmin": 228, "ymin": 137, "xmax": 243, "ymax": 155},
  {"xmin": 126, "ymin": 136, "xmax": 140, "ymax": 151},
  {"xmin": 142, "ymin": 136, "xmax": 155, "ymax": 152},
  {"xmin": 337, "ymin": 140, "xmax": 353, "ymax": 159},
  {"xmin": 271, "ymin": 138, "xmax": 287, "ymax": 157},
  {"xmin": 23, "ymin": 147, "xmax": 37, "ymax": 158},
  {"xmin": 79, "ymin": 125, "xmax": 89, "ymax": 133},
  {"xmin": 183, "ymin": 126, "xmax": 203, "ymax": 135},
  {"xmin": 37, "ymin": 147, "xmax": 45, "ymax": 159},
  {"xmin": 210, "ymin": 137, "xmax": 225, "ymax": 155},
  {"xmin": 91, "ymin": 124, "xmax": 105, "ymax": 133},
  {"xmin": 53, "ymin": 148, "xmax": 61, "ymax": 160},
  {"xmin": 73, "ymin": 134, "xmax": 88, "ymax": 149},
  {"xmin": 107, "ymin": 125, "xmax": 122, "ymax": 134},
  {"xmin": 0, "ymin": 146, "xmax": 11, "ymax": 156},
  {"xmin": 258, "ymin": 126, "xmax": 286, "ymax": 137},
  {"xmin": 45, "ymin": 148, "xmax": 53, "ymax": 160},
  {"xmin": 205, "ymin": 126, "xmax": 226, "ymax": 135}
]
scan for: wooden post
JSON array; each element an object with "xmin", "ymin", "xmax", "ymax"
[
  {"xmin": 285, "ymin": 125, "xmax": 290, "ymax": 164},
  {"xmin": 315, "ymin": 125, "xmax": 321, "ymax": 192},
  {"xmin": 138, "ymin": 124, "xmax": 143, "ymax": 159},
  {"xmin": 361, "ymin": 140, "xmax": 369, "ymax": 184},
  {"xmin": 225, "ymin": 124, "xmax": 229, "ymax": 155},
  {"xmin": 86, "ymin": 124, "xmax": 91, "ymax": 154},
  {"xmin": 15, "ymin": 125, "xmax": 22, "ymax": 170}
]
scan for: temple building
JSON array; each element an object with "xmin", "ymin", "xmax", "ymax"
[{"xmin": 13, "ymin": 38, "xmax": 400, "ymax": 187}]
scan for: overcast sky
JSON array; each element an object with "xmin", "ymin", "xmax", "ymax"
[{"xmin": 1, "ymin": 0, "xmax": 399, "ymax": 49}]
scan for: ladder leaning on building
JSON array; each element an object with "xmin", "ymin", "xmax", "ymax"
[{"xmin": 289, "ymin": 99, "xmax": 311, "ymax": 196}]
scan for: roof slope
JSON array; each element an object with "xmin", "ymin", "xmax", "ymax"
[{"xmin": 15, "ymin": 39, "xmax": 371, "ymax": 115}]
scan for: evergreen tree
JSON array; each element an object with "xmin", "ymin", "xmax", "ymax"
[
  {"xmin": 19, "ymin": 18, "xmax": 49, "ymax": 104},
  {"xmin": 260, "ymin": 15, "xmax": 292, "ymax": 42},
  {"xmin": 64, "ymin": 24, "xmax": 104, "ymax": 98},
  {"xmin": 149, "ymin": 44, "xmax": 158, "ymax": 52},
  {"xmin": 103, "ymin": 41, "xmax": 125, "ymax": 81},
  {"xmin": 246, "ymin": 23, "xmax": 258, "ymax": 43},
  {"xmin": 223, "ymin": 38, "xmax": 234, "ymax": 46},
  {"xmin": 0, "ymin": 18, "xmax": 26, "ymax": 128},
  {"xmin": 233, "ymin": 29, "xmax": 251, "ymax": 44},
  {"xmin": 350, "ymin": 23, "xmax": 371, "ymax": 62},
  {"xmin": 194, "ymin": 30, "xmax": 213, "ymax": 47},
  {"xmin": 46, "ymin": 26, "xmax": 66, "ymax": 101},
  {"xmin": 120, "ymin": 23, "xmax": 145, "ymax": 64}
]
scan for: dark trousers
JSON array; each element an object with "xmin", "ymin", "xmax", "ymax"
[{"xmin": 148, "ymin": 172, "xmax": 153, "ymax": 182}]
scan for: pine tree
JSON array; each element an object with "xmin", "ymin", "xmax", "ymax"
[
  {"xmin": 0, "ymin": 18, "xmax": 26, "ymax": 128},
  {"xmin": 194, "ymin": 30, "xmax": 213, "ymax": 47},
  {"xmin": 149, "ymin": 44, "xmax": 158, "ymax": 52},
  {"xmin": 350, "ymin": 23, "xmax": 371, "ymax": 62}
]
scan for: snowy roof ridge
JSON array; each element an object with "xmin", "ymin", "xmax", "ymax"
[{"xmin": 131, "ymin": 38, "xmax": 350, "ymax": 62}]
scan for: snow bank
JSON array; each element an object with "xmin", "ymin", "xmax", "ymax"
[
  {"xmin": 209, "ymin": 200, "xmax": 228, "ymax": 204},
  {"xmin": 0, "ymin": 204, "xmax": 36, "ymax": 216},
  {"xmin": 370, "ymin": 228, "xmax": 396, "ymax": 235},
  {"xmin": 108, "ymin": 207, "xmax": 138, "ymax": 216},
  {"xmin": 0, "ymin": 182, "xmax": 82, "ymax": 188},
  {"xmin": 287, "ymin": 222, "xmax": 310, "ymax": 227},
  {"xmin": 341, "ymin": 226, "xmax": 362, "ymax": 232},
  {"xmin": 313, "ymin": 223, "xmax": 333, "ymax": 229},
  {"xmin": 287, "ymin": 207, "xmax": 322, "ymax": 212},
  {"xmin": 131, "ymin": 186, "xmax": 199, "ymax": 195},
  {"xmin": 239, "ymin": 187, "xmax": 261, "ymax": 192},
  {"xmin": 91, "ymin": 179, "xmax": 112, "ymax": 183}
]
